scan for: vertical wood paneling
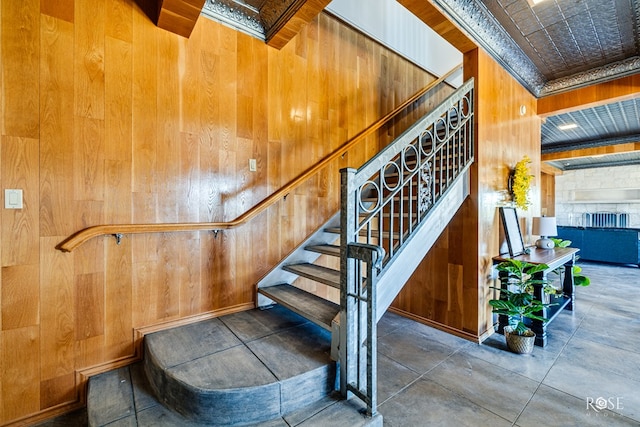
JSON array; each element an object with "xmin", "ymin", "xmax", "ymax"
[
  {"xmin": 104, "ymin": 238, "xmax": 133, "ymax": 360},
  {"xmin": 39, "ymin": 236, "xmax": 75, "ymax": 382},
  {"xmin": 40, "ymin": 372, "xmax": 76, "ymax": 409},
  {"xmin": 1, "ymin": 0, "xmax": 40, "ymax": 139},
  {"xmin": 74, "ymin": 0, "xmax": 105, "ymax": 120},
  {"xmin": 1, "ymin": 136, "xmax": 39, "ymax": 266},
  {"xmin": 131, "ymin": 8, "xmax": 157, "ymax": 195},
  {"xmin": 106, "ymin": 0, "xmax": 132, "ymax": 43},
  {"xmin": 75, "ymin": 273, "xmax": 105, "ymax": 340},
  {"xmin": 1, "ymin": 326, "xmax": 40, "ymax": 420},
  {"xmin": 0, "ymin": 4, "xmax": 456, "ymax": 423},
  {"xmin": 1, "ymin": 264, "xmax": 40, "ymax": 330},
  {"xmin": 74, "ymin": 118, "xmax": 105, "ymax": 201},
  {"xmin": 39, "ymin": 15, "xmax": 74, "ymax": 237},
  {"xmin": 41, "ymin": 0, "xmax": 74, "ymax": 23},
  {"xmin": 541, "ymin": 172, "xmax": 555, "ymax": 217}
]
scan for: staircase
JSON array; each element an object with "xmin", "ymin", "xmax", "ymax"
[{"xmin": 86, "ymin": 79, "xmax": 474, "ymax": 426}]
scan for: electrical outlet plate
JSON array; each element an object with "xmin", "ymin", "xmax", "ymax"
[
  {"xmin": 5, "ymin": 189, "xmax": 23, "ymax": 209},
  {"xmin": 249, "ymin": 159, "xmax": 257, "ymax": 172}
]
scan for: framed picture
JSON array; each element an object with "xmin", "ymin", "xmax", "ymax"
[{"xmin": 499, "ymin": 207, "xmax": 525, "ymax": 257}]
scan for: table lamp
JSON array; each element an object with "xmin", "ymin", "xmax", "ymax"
[{"xmin": 532, "ymin": 216, "xmax": 557, "ymax": 249}]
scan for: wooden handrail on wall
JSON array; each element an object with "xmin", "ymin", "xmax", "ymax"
[{"xmin": 57, "ymin": 64, "xmax": 462, "ymax": 252}]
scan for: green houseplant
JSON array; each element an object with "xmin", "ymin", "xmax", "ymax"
[
  {"xmin": 549, "ymin": 238, "xmax": 591, "ymax": 287},
  {"xmin": 490, "ymin": 259, "xmax": 558, "ymax": 353}
]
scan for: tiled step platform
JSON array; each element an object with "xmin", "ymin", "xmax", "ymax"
[{"xmin": 87, "ymin": 305, "xmax": 380, "ymax": 426}]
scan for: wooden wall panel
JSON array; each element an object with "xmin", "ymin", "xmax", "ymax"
[
  {"xmin": 1, "ymin": 0, "xmax": 40, "ymax": 139},
  {"xmin": 1, "ymin": 136, "xmax": 40, "ymax": 267},
  {"xmin": 393, "ymin": 48, "xmax": 542, "ymax": 340},
  {"xmin": 0, "ymin": 2, "xmax": 456, "ymax": 423},
  {"xmin": 1, "ymin": 326, "xmax": 40, "ymax": 421},
  {"xmin": 541, "ymin": 172, "xmax": 555, "ymax": 217}
]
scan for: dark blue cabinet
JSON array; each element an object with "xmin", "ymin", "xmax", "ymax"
[{"xmin": 557, "ymin": 226, "xmax": 640, "ymax": 266}]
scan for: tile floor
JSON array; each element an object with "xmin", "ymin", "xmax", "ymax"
[{"xmin": 37, "ymin": 261, "xmax": 640, "ymax": 426}]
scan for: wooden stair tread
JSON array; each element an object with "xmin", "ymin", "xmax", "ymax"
[
  {"xmin": 258, "ymin": 284, "xmax": 339, "ymax": 331},
  {"xmin": 282, "ymin": 263, "xmax": 340, "ymax": 288},
  {"xmin": 305, "ymin": 244, "xmax": 340, "ymax": 257}
]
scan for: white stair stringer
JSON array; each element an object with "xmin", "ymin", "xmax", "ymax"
[
  {"xmin": 374, "ymin": 166, "xmax": 471, "ymax": 322},
  {"xmin": 257, "ymin": 212, "xmax": 341, "ymax": 307}
]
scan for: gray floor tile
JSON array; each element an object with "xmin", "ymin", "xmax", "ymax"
[
  {"xmin": 376, "ymin": 352, "xmax": 422, "ymax": 404},
  {"xmin": 295, "ymin": 398, "xmax": 377, "ymax": 427},
  {"xmin": 557, "ymin": 336, "xmax": 640, "ymax": 382},
  {"xmin": 543, "ymin": 357, "xmax": 640, "ymax": 422},
  {"xmin": 425, "ymin": 351, "xmax": 539, "ymax": 422},
  {"xmin": 516, "ymin": 384, "xmax": 640, "ymax": 427},
  {"xmin": 377, "ymin": 327, "xmax": 459, "ymax": 374},
  {"xmin": 462, "ymin": 334, "xmax": 560, "ymax": 382},
  {"xmin": 247, "ymin": 322, "xmax": 332, "ymax": 380},
  {"xmin": 220, "ymin": 305, "xmax": 308, "ymax": 342},
  {"xmin": 379, "ymin": 378, "xmax": 512, "ymax": 427},
  {"xmin": 377, "ymin": 311, "xmax": 418, "ymax": 337},
  {"xmin": 169, "ymin": 345, "xmax": 278, "ymax": 389},
  {"xmin": 145, "ymin": 318, "xmax": 241, "ymax": 368},
  {"xmin": 130, "ymin": 363, "xmax": 159, "ymax": 413}
]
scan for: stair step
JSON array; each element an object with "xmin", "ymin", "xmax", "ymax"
[
  {"xmin": 305, "ymin": 244, "xmax": 340, "ymax": 257},
  {"xmin": 258, "ymin": 284, "xmax": 340, "ymax": 331},
  {"xmin": 128, "ymin": 306, "xmax": 337, "ymax": 426},
  {"xmin": 283, "ymin": 263, "xmax": 340, "ymax": 288}
]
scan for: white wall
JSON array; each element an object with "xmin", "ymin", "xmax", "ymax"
[
  {"xmin": 326, "ymin": 0, "xmax": 463, "ymax": 86},
  {"xmin": 555, "ymin": 164, "xmax": 640, "ymax": 228}
]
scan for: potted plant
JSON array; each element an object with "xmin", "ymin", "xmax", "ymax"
[
  {"xmin": 550, "ymin": 238, "xmax": 591, "ymax": 287},
  {"xmin": 489, "ymin": 259, "xmax": 557, "ymax": 354}
]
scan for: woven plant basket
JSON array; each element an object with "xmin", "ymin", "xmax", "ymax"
[{"xmin": 504, "ymin": 326, "xmax": 535, "ymax": 354}]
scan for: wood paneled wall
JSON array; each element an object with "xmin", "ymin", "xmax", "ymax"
[
  {"xmin": 0, "ymin": 1, "xmax": 452, "ymax": 423},
  {"xmin": 392, "ymin": 48, "xmax": 542, "ymax": 340}
]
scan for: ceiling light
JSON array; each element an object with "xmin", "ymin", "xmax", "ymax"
[
  {"xmin": 557, "ymin": 123, "xmax": 578, "ymax": 130},
  {"xmin": 527, "ymin": 0, "xmax": 546, "ymax": 6}
]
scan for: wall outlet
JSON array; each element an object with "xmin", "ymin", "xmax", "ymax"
[
  {"xmin": 249, "ymin": 159, "xmax": 257, "ymax": 172},
  {"xmin": 5, "ymin": 189, "xmax": 23, "ymax": 209}
]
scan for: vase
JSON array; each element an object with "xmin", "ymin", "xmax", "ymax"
[{"xmin": 503, "ymin": 326, "xmax": 535, "ymax": 354}]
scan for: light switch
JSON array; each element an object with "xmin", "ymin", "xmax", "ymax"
[
  {"xmin": 249, "ymin": 159, "xmax": 257, "ymax": 172},
  {"xmin": 5, "ymin": 189, "xmax": 23, "ymax": 209}
]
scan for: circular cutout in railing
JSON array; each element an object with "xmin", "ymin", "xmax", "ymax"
[
  {"xmin": 358, "ymin": 180, "xmax": 380, "ymax": 213},
  {"xmin": 460, "ymin": 95, "xmax": 471, "ymax": 118},
  {"xmin": 382, "ymin": 161, "xmax": 401, "ymax": 191},
  {"xmin": 402, "ymin": 144, "xmax": 420, "ymax": 173},
  {"xmin": 448, "ymin": 106, "xmax": 459, "ymax": 130},
  {"xmin": 434, "ymin": 116, "xmax": 448, "ymax": 142},
  {"xmin": 420, "ymin": 128, "xmax": 435, "ymax": 156}
]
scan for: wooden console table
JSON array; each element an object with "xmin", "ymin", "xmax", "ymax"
[{"xmin": 492, "ymin": 247, "xmax": 579, "ymax": 347}]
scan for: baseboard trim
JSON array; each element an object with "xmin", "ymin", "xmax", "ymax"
[{"xmin": 388, "ymin": 307, "xmax": 482, "ymax": 343}]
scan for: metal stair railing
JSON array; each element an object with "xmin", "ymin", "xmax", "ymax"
[{"xmin": 339, "ymin": 78, "xmax": 475, "ymax": 416}]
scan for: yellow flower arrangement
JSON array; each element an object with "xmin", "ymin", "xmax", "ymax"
[{"xmin": 511, "ymin": 155, "xmax": 533, "ymax": 210}]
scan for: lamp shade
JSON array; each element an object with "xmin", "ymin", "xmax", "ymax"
[
  {"xmin": 533, "ymin": 217, "xmax": 557, "ymax": 249},
  {"xmin": 532, "ymin": 217, "xmax": 557, "ymax": 237}
]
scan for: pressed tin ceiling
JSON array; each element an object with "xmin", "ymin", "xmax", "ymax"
[
  {"xmin": 430, "ymin": 0, "xmax": 640, "ymax": 96},
  {"xmin": 201, "ymin": 0, "xmax": 303, "ymax": 41}
]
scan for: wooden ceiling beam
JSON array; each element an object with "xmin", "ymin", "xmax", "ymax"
[
  {"xmin": 541, "ymin": 142, "xmax": 640, "ymax": 162},
  {"xmin": 396, "ymin": 0, "xmax": 477, "ymax": 53},
  {"xmin": 266, "ymin": 0, "xmax": 333, "ymax": 50},
  {"xmin": 540, "ymin": 162, "xmax": 563, "ymax": 176},
  {"xmin": 156, "ymin": 0, "xmax": 206, "ymax": 38},
  {"xmin": 537, "ymin": 74, "xmax": 640, "ymax": 117}
]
